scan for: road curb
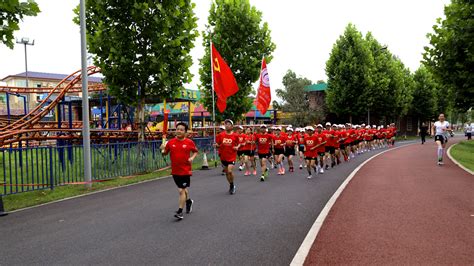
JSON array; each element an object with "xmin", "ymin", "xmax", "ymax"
[
  {"xmin": 447, "ymin": 143, "xmax": 474, "ymax": 175},
  {"xmin": 290, "ymin": 143, "xmax": 415, "ymax": 266}
]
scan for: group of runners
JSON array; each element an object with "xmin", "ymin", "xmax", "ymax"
[
  {"xmin": 161, "ymin": 113, "xmax": 455, "ymax": 220},
  {"xmin": 216, "ymin": 119, "xmax": 398, "ymax": 184}
]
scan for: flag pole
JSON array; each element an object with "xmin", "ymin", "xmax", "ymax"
[{"xmin": 210, "ymin": 38, "xmax": 217, "ymax": 164}]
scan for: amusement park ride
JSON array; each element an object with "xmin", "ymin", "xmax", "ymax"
[{"xmin": 0, "ymin": 66, "xmax": 183, "ymax": 147}]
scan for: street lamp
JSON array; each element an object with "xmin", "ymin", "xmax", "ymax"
[{"xmin": 16, "ymin": 37, "xmax": 35, "ymax": 111}]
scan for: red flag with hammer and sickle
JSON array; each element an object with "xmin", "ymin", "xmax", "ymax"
[{"xmin": 211, "ymin": 43, "xmax": 239, "ymax": 112}]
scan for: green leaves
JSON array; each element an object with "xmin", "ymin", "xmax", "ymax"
[
  {"xmin": 0, "ymin": 0, "xmax": 40, "ymax": 49},
  {"xmin": 198, "ymin": 0, "xmax": 276, "ymax": 122},
  {"xmin": 423, "ymin": 0, "xmax": 473, "ymax": 112}
]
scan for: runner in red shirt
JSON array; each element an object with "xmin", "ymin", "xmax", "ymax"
[
  {"xmin": 241, "ymin": 127, "xmax": 257, "ymax": 176},
  {"xmin": 303, "ymin": 126, "xmax": 319, "ymax": 179},
  {"xmin": 255, "ymin": 125, "xmax": 273, "ymax": 181},
  {"xmin": 324, "ymin": 122, "xmax": 338, "ymax": 169},
  {"xmin": 284, "ymin": 127, "xmax": 297, "ymax": 172},
  {"xmin": 215, "ymin": 119, "xmax": 240, "ymax": 195},
  {"xmin": 331, "ymin": 124, "xmax": 342, "ymax": 165},
  {"xmin": 297, "ymin": 128, "xmax": 306, "ymax": 169},
  {"xmin": 162, "ymin": 122, "xmax": 198, "ymax": 220},
  {"xmin": 273, "ymin": 127, "xmax": 287, "ymax": 175},
  {"xmin": 315, "ymin": 125, "xmax": 327, "ymax": 174},
  {"xmin": 235, "ymin": 126, "xmax": 246, "ymax": 171}
]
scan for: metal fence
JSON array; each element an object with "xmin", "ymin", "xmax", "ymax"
[{"xmin": 0, "ymin": 137, "xmax": 214, "ymax": 196}]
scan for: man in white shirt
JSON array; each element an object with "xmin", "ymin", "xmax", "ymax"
[
  {"xmin": 465, "ymin": 122, "xmax": 472, "ymax": 140},
  {"xmin": 432, "ymin": 113, "xmax": 452, "ymax": 165}
]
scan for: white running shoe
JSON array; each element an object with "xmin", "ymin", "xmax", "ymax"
[
  {"xmin": 320, "ymin": 168, "xmax": 324, "ymax": 174},
  {"xmin": 307, "ymin": 175, "xmax": 312, "ymax": 179}
]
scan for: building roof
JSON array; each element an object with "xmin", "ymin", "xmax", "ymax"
[
  {"xmin": 1, "ymin": 71, "xmax": 103, "ymax": 83},
  {"xmin": 304, "ymin": 82, "xmax": 327, "ymax": 92}
]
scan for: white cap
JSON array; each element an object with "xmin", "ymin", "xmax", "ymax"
[
  {"xmin": 260, "ymin": 124, "xmax": 267, "ymax": 128},
  {"xmin": 317, "ymin": 124, "xmax": 323, "ymax": 128},
  {"xmin": 224, "ymin": 119, "xmax": 234, "ymax": 125},
  {"xmin": 219, "ymin": 125, "xmax": 225, "ymax": 130},
  {"xmin": 366, "ymin": 125, "xmax": 370, "ymax": 129},
  {"xmin": 372, "ymin": 125, "xmax": 376, "ymax": 128},
  {"xmin": 325, "ymin": 122, "xmax": 331, "ymax": 126},
  {"xmin": 237, "ymin": 125, "xmax": 243, "ymax": 130},
  {"xmin": 275, "ymin": 127, "xmax": 282, "ymax": 131},
  {"xmin": 305, "ymin": 126, "xmax": 315, "ymax": 131},
  {"xmin": 287, "ymin": 127, "xmax": 294, "ymax": 132},
  {"xmin": 288, "ymin": 125, "xmax": 293, "ymax": 128}
]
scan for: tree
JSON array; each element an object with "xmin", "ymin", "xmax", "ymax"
[
  {"xmin": 410, "ymin": 66, "xmax": 438, "ymax": 122},
  {"xmin": 423, "ymin": 0, "xmax": 474, "ymax": 112},
  {"xmin": 325, "ymin": 24, "xmax": 374, "ymax": 121},
  {"xmin": 0, "ymin": 0, "xmax": 40, "ymax": 49},
  {"xmin": 74, "ymin": 1, "xmax": 198, "ymax": 140},
  {"xmin": 276, "ymin": 70, "xmax": 315, "ymax": 126},
  {"xmin": 198, "ymin": 0, "xmax": 276, "ymax": 122}
]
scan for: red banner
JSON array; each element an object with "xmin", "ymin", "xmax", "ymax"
[
  {"xmin": 255, "ymin": 57, "xmax": 271, "ymax": 114},
  {"xmin": 211, "ymin": 43, "xmax": 239, "ymax": 113}
]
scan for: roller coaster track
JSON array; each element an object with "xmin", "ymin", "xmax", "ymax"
[{"xmin": 0, "ymin": 67, "xmax": 167, "ymax": 147}]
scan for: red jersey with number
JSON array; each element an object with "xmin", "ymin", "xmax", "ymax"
[
  {"xmin": 285, "ymin": 134, "xmax": 298, "ymax": 148},
  {"xmin": 165, "ymin": 137, "xmax": 198, "ymax": 176},
  {"xmin": 237, "ymin": 133, "xmax": 246, "ymax": 151},
  {"xmin": 242, "ymin": 133, "xmax": 256, "ymax": 151},
  {"xmin": 216, "ymin": 132, "xmax": 239, "ymax": 162},
  {"xmin": 255, "ymin": 133, "xmax": 273, "ymax": 154},
  {"xmin": 315, "ymin": 133, "xmax": 327, "ymax": 153},
  {"xmin": 297, "ymin": 133, "xmax": 306, "ymax": 146},
  {"xmin": 324, "ymin": 130, "xmax": 337, "ymax": 147},
  {"xmin": 303, "ymin": 135, "xmax": 318, "ymax": 158},
  {"xmin": 273, "ymin": 134, "xmax": 287, "ymax": 149}
]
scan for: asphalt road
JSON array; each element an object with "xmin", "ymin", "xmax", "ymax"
[{"xmin": 0, "ymin": 145, "xmax": 409, "ymax": 265}]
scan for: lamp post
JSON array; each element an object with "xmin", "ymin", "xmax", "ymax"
[{"xmin": 16, "ymin": 37, "xmax": 34, "ymax": 112}]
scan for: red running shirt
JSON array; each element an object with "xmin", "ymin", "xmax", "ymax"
[
  {"xmin": 255, "ymin": 133, "xmax": 273, "ymax": 154},
  {"xmin": 303, "ymin": 135, "xmax": 318, "ymax": 158},
  {"xmin": 315, "ymin": 133, "xmax": 327, "ymax": 153},
  {"xmin": 237, "ymin": 133, "xmax": 246, "ymax": 151},
  {"xmin": 242, "ymin": 133, "xmax": 256, "ymax": 151},
  {"xmin": 273, "ymin": 134, "xmax": 287, "ymax": 149},
  {"xmin": 285, "ymin": 134, "xmax": 298, "ymax": 148},
  {"xmin": 324, "ymin": 130, "xmax": 337, "ymax": 147},
  {"xmin": 165, "ymin": 137, "xmax": 198, "ymax": 176},
  {"xmin": 216, "ymin": 132, "xmax": 239, "ymax": 162}
]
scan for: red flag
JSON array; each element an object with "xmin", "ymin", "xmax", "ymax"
[
  {"xmin": 256, "ymin": 57, "xmax": 271, "ymax": 114},
  {"xmin": 211, "ymin": 43, "xmax": 239, "ymax": 112}
]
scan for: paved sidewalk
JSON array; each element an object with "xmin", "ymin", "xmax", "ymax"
[{"xmin": 305, "ymin": 138, "xmax": 474, "ymax": 265}]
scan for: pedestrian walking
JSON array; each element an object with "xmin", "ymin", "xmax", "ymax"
[{"xmin": 420, "ymin": 122, "xmax": 429, "ymax": 144}]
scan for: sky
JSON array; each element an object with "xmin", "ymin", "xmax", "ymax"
[{"xmin": 0, "ymin": 0, "xmax": 450, "ymax": 100}]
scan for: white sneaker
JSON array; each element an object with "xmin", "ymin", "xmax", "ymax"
[
  {"xmin": 239, "ymin": 165, "xmax": 243, "ymax": 171},
  {"xmin": 307, "ymin": 175, "xmax": 312, "ymax": 179},
  {"xmin": 319, "ymin": 168, "xmax": 324, "ymax": 174}
]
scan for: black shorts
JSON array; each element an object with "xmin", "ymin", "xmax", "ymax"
[
  {"xmin": 318, "ymin": 152, "xmax": 325, "ymax": 157},
  {"xmin": 274, "ymin": 148, "xmax": 285, "ymax": 156},
  {"xmin": 326, "ymin": 146, "xmax": 336, "ymax": 154},
  {"xmin": 173, "ymin": 175, "xmax": 190, "ymax": 189},
  {"xmin": 242, "ymin": 150, "xmax": 255, "ymax": 156},
  {"xmin": 435, "ymin": 135, "xmax": 448, "ymax": 144},
  {"xmin": 285, "ymin": 148, "xmax": 295, "ymax": 157},
  {"xmin": 305, "ymin": 156, "xmax": 316, "ymax": 161},
  {"xmin": 339, "ymin": 143, "xmax": 346, "ymax": 149},
  {"xmin": 237, "ymin": 150, "xmax": 245, "ymax": 157},
  {"xmin": 258, "ymin": 153, "xmax": 271, "ymax": 159},
  {"xmin": 221, "ymin": 160, "xmax": 235, "ymax": 167}
]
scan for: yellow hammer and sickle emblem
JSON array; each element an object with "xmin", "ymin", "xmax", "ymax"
[{"xmin": 213, "ymin": 58, "xmax": 221, "ymax": 72}]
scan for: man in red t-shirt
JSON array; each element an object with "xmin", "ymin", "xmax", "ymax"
[
  {"xmin": 241, "ymin": 127, "xmax": 257, "ymax": 176},
  {"xmin": 162, "ymin": 122, "xmax": 198, "ymax": 220},
  {"xmin": 296, "ymin": 128, "xmax": 306, "ymax": 169},
  {"xmin": 255, "ymin": 125, "xmax": 273, "ymax": 181},
  {"xmin": 284, "ymin": 127, "xmax": 297, "ymax": 172},
  {"xmin": 235, "ymin": 126, "xmax": 246, "ymax": 171},
  {"xmin": 303, "ymin": 126, "xmax": 321, "ymax": 179},
  {"xmin": 273, "ymin": 127, "xmax": 287, "ymax": 175},
  {"xmin": 315, "ymin": 124, "xmax": 327, "ymax": 174},
  {"xmin": 215, "ymin": 119, "xmax": 240, "ymax": 194}
]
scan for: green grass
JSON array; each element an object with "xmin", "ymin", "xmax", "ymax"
[
  {"xmin": 2, "ymin": 159, "xmax": 217, "ymax": 212},
  {"xmin": 450, "ymin": 141, "xmax": 474, "ymax": 172}
]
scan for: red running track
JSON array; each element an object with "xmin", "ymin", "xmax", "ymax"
[{"xmin": 305, "ymin": 138, "xmax": 474, "ymax": 265}]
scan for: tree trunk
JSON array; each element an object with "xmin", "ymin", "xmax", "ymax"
[{"xmin": 137, "ymin": 97, "xmax": 146, "ymax": 142}]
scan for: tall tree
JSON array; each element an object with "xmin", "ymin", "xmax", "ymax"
[
  {"xmin": 0, "ymin": 0, "xmax": 40, "ymax": 49},
  {"xmin": 423, "ymin": 0, "xmax": 473, "ymax": 111},
  {"xmin": 74, "ymin": 1, "xmax": 198, "ymax": 140},
  {"xmin": 325, "ymin": 23, "xmax": 374, "ymax": 120},
  {"xmin": 276, "ymin": 70, "xmax": 314, "ymax": 126},
  {"xmin": 410, "ymin": 66, "xmax": 438, "ymax": 122},
  {"xmin": 198, "ymin": 0, "xmax": 276, "ymax": 122}
]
